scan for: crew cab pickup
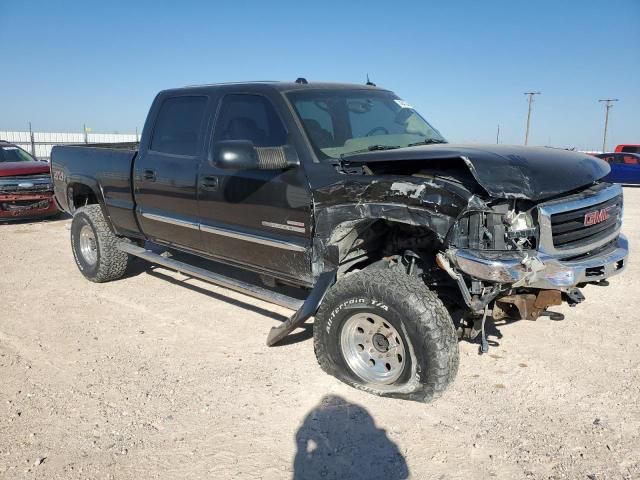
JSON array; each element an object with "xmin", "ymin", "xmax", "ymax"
[{"xmin": 51, "ymin": 80, "xmax": 628, "ymax": 402}]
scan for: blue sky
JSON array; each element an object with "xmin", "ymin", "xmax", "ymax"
[{"xmin": 1, "ymin": 0, "xmax": 638, "ymax": 150}]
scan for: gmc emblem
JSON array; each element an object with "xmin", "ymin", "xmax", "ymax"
[{"xmin": 584, "ymin": 206, "xmax": 612, "ymax": 226}]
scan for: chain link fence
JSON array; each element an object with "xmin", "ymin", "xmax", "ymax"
[{"xmin": 0, "ymin": 130, "xmax": 139, "ymax": 161}]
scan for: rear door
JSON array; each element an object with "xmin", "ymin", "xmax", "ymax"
[
  {"xmin": 197, "ymin": 92, "xmax": 313, "ymax": 283},
  {"xmin": 134, "ymin": 95, "xmax": 209, "ymax": 250}
]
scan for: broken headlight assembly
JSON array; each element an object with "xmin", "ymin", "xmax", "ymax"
[
  {"xmin": 449, "ymin": 202, "xmax": 538, "ymax": 252},
  {"xmin": 503, "ymin": 209, "xmax": 537, "ymax": 250}
]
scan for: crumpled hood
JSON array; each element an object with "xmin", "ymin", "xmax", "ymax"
[
  {"xmin": 0, "ymin": 161, "xmax": 51, "ymax": 178},
  {"xmin": 344, "ymin": 144, "xmax": 610, "ymax": 201}
]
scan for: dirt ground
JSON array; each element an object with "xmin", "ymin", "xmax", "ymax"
[{"xmin": 1, "ymin": 189, "xmax": 639, "ymax": 480}]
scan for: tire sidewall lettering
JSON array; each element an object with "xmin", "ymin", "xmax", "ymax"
[{"xmin": 326, "ymin": 298, "xmax": 389, "ymax": 334}]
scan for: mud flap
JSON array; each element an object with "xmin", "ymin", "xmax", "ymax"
[{"xmin": 266, "ymin": 270, "xmax": 337, "ymax": 346}]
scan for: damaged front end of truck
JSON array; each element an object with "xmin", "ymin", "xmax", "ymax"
[{"xmin": 311, "ymin": 144, "xmax": 628, "ymax": 348}]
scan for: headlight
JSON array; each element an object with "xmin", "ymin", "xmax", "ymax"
[
  {"xmin": 450, "ymin": 207, "xmax": 538, "ymax": 251},
  {"xmin": 504, "ymin": 211, "xmax": 536, "ymax": 240}
]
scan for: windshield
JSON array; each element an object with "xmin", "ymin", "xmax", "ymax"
[
  {"xmin": 0, "ymin": 145, "xmax": 36, "ymax": 163},
  {"xmin": 287, "ymin": 89, "xmax": 446, "ymax": 159}
]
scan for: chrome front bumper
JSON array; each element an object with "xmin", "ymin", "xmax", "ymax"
[{"xmin": 449, "ymin": 234, "xmax": 628, "ymax": 290}]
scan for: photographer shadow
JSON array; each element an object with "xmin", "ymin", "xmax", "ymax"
[{"xmin": 293, "ymin": 395, "xmax": 409, "ymax": 480}]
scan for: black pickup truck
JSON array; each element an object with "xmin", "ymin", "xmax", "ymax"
[{"xmin": 51, "ymin": 80, "xmax": 628, "ymax": 402}]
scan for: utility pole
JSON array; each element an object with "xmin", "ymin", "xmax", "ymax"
[
  {"xmin": 496, "ymin": 124, "xmax": 500, "ymax": 144},
  {"xmin": 523, "ymin": 92, "xmax": 541, "ymax": 145},
  {"xmin": 598, "ymin": 98, "xmax": 618, "ymax": 153},
  {"xmin": 28, "ymin": 122, "xmax": 36, "ymax": 158}
]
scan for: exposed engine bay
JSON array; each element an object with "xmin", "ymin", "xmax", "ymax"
[{"xmin": 321, "ymin": 147, "xmax": 627, "ymax": 351}]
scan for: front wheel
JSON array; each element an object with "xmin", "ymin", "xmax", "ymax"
[
  {"xmin": 313, "ymin": 269, "xmax": 459, "ymax": 402},
  {"xmin": 70, "ymin": 205, "xmax": 130, "ymax": 283}
]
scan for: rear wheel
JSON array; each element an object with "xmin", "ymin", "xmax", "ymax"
[
  {"xmin": 70, "ymin": 205, "xmax": 130, "ymax": 282},
  {"xmin": 314, "ymin": 269, "xmax": 459, "ymax": 402}
]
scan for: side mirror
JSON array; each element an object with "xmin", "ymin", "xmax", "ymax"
[
  {"xmin": 212, "ymin": 140, "xmax": 260, "ymax": 170},
  {"xmin": 212, "ymin": 140, "xmax": 300, "ymax": 170}
]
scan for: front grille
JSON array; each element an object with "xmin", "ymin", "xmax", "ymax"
[
  {"xmin": 550, "ymin": 194, "xmax": 622, "ymax": 250},
  {"xmin": 0, "ymin": 174, "xmax": 53, "ymax": 194}
]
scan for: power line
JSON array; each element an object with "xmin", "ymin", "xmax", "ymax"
[
  {"xmin": 523, "ymin": 92, "xmax": 541, "ymax": 145},
  {"xmin": 598, "ymin": 98, "xmax": 618, "ymax": 153}
]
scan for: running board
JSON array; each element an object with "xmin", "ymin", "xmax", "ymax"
[
  {"xmin": 266, "ymin": 270, "xmax": 336, "ymax": 346},
  {"xmin": 118, "ymin": 242, "xmax": 304, "ymax": 311}
]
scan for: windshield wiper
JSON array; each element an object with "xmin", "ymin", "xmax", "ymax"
[
  {"xmin": 407, "ymin": 138, "xmax": 447, "ymax": 147},
  {"xmin": 340, "ymin": 144, "xmax": 401, "ymax": 159}
]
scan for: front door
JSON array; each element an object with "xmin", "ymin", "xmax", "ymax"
[{"xmin": 197, "ymin": 93, "xmax": 312, "ymax": 283}]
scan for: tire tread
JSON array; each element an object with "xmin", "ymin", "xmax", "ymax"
[
  {"xmin": 71, "ymin": 205, "xmax": 129, "ymax": 283},
  {"xmin": 314, "ymin": 268, "xmax": 459, "ymax": 403}
]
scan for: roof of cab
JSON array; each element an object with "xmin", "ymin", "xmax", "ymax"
[{"xmin": 172, "ymin": 80, "xmax": 389, "ymax": 94}]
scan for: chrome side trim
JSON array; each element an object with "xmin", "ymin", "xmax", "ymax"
[
  {"xmin": 140, "ymin": 211, "xmax": 308, "ymax": 252},
  {"xmin": 141, "ymin": 212, "xmax": 199, "ymax": 230},
  {"xmin": 287, "ymin": 220, "xmax": 305, "ymax": 228},
  {"xmin": 262, "ymin": 220, "xmax": 306, "ymax": 233},
  {"xmin": 200, "ymin": 223, "xmax": 307, "ymax": 252},
  {"xmin": 537, "ymin": 184, "xmax": 623, "ymax": 257}
]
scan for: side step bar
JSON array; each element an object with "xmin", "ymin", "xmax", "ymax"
[{"xmin": 118, "ymin": 242, "xmax": 304, "ymax": 311}]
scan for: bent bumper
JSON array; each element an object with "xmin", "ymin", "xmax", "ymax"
[
  {"xmin": 0, "ymin": 192, "xmax": 59, "ymax": 220},
  {"xmin": 450, "ymin": 234, "xmax": 628, "ymax": 290}
]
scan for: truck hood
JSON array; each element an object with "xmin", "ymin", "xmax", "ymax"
[
  {"xmin": 0, "ymin": 161, "xmax": 51, "ymax": 178},
  {"xmin": 344, "ymin": 144, "xmax": 610, "ymax": 201}
]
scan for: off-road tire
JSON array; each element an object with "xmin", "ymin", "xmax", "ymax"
[
  {"xmin": 70, "ymin": 205, "xmax": 130, "ymax": 283},
  {"xmin": 314, "ymin": 269, "xmax": 459, "ymax": 402}
]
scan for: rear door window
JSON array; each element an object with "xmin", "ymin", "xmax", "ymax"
[{"xmin": 151, "ymin": 96, "xmax": 207, "ymax": 156}]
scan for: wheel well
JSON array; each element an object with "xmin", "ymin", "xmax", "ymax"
[
  {"xmin": 68, "ymin": 183, "xmax": 99, "ymax": 210},
  {"xmin": 335, "ymin": 220, "xmax": 442, "ymax": 275}
]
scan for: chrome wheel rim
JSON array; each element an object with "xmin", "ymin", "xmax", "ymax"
[
  {"xmin": 79, "ymin": 224, "xmax": 98, "ymax": 266},
  {"xmin": 340, "ymin": 312, "xmax": 406, "ymax": 385}
]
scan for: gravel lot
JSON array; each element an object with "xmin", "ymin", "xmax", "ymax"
[{"xmin": 1, "ymin": 188, "xmax": 639, "ymax": 480}]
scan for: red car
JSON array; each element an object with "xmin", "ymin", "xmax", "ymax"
[
  {"xmin": 0, "ymin": 140, "xmax": 59, "ymax": 221},
  {"xmin": 615, "ymin": 144, "xmax": 640, "ymax": 154}
]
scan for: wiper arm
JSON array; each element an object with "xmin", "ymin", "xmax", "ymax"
[
  {"xmin": 340, "ymin": 144, "xmax": 401, "ymax": 159},
  {"xmin": 407, "ymin": 138, "xmax": 447, "ymax": 147}
]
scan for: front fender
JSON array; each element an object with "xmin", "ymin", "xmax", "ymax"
[{"xmin": 311, "ymin": 176, "xmax": 477, "ymax": 272}]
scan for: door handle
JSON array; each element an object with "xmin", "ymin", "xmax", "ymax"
[
  {"xmin": 142, "ymin": 169, "xmax": 156, "ymax": 181},
  {"xmin": 200, "ymin": 175, "xmax": 219, "ymax": 191}
]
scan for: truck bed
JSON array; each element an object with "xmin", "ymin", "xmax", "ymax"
[{"xmin": 51, "ymin": 143, "xmax": 142, "ymax": 237}]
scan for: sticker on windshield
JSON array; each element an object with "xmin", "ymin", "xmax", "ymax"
[
  {"xmin": 394, "ymin": 99, "xmax": 414, "ymax": 109},
  {"xmin": 1, "ymin": 147, "xmax": 18, "ymax": 150}
]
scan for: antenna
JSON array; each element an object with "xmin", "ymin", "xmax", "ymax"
[{"xmin": 366, "ymin": 74, "xmax": 376, "ymax": 87}]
